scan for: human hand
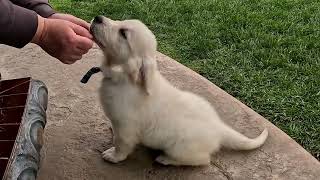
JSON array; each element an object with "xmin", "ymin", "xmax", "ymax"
[
  {"xmin": 31, "ymin": 15, "xmax": 93, "ymax": 64},
  {"xmin": 48, "ymin": 13, "xmax": 90, "ymax": 30}
]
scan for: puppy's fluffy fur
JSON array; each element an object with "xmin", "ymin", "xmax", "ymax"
[{"xmin": 90, "ymin": 16, "xmax": 268, "ymax": 166}]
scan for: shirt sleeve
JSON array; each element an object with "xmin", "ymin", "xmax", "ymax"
[
  {"xmin": 9, "ymin": 0, "xmax": 55, "ymax": 17},
  {"xmin": 0, "ymin": 0, "xmax": 38, "ymax": 48}
]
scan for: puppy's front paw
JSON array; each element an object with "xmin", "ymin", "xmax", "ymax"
[
  {"xmin": 155, "ymin": 155, "xmax": 177, "ymax": 166},
  {"xmin": 102, "ymin": 147, "xmax": 125, "ymax": 163}
]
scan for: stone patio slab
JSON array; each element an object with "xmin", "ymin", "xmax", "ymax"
[{"xmin": 0, "ymin": 44, "xmax": 319, "ymax": 180}]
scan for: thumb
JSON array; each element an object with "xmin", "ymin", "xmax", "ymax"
[
  {"xmin": 72, "ymin": 18, "xmax": 90, "ymax": 30},
  {"xmin": 70, "ymin": 23, "xmax": 93, "ymax": 39}
]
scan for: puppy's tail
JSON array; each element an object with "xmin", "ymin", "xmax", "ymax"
[{"xmin": 220, "ymin": 125, "xmax": 268, "ymax": 150}]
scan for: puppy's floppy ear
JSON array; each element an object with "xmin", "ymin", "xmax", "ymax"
[
  {"xmin": 125, "ymin": 56, "xmax": 156, "ymax": 95},
  {"xmin": 139, "ymin": 57, "xmax": 156, "ymax": 95}
]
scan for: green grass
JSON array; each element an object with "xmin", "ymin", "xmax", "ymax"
[{"xmin": 51, "ymin": 0, "xmax": 320, "ymax": 159}]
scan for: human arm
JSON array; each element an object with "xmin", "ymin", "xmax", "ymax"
[
  {"xmin": 9, "ymin": 0, "xmax": 55, "ymax": 17},
  {"xmin": 0, "ymin": 0, "xmax": 39, "ymax": 47}
]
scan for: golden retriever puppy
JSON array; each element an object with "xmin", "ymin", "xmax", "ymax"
[{"xmin": 90, "ymin": 15, "xmax": 268, "ymax": 166}]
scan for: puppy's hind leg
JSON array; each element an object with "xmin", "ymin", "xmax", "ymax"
[{"xmin": 102, "ymin": 134, "xmax": 136, "ymax": 163}]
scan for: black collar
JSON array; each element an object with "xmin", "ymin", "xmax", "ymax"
[{"xmin": 80, "ymin": 67, "xmax": 101, "ymax": 84}]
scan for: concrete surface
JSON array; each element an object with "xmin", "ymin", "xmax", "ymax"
[{"xmin": 0, "ymin": 44, "xmax": 319, "ymax": 180}]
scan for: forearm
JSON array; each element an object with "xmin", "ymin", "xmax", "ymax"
[
  {"xmin": 9, "ymin": 0, "xmax": 55, "ymax": 17},
  {"xmin": 0, "ymin": 0, "xmax": 39, "ymax": 48}
]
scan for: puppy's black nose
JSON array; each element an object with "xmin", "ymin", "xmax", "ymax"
[{"xmin": 93, "ymin": 15, "xmax": 103, "ymax": 24}]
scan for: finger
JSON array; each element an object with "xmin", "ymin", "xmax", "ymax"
[
  {"xmin": 51, "ymin": 13, "xmax": 90, "ymax": 30},
  {"xmin": 71, "ymin": 23, "xmax": 93, "ymax": 39},
  {"xmin": 60, "ymin": 55, "xmax": 82, "ymax": 64},
  {"xmin": 76, "ymin": 47, "xmax": 89, "ymax": 55},
  {"xmin": 64, "ymin": 60, "xmax": 75, "ymax": 65},
  {"xmin": 71, "ymin": 55, "xmax": 82, "ymax": 61},
  {"xmin": 73, "ymin": 47, "xmax": 89, "ymax": 56},
  {"xmin": 73, "ymin": 18, "xmax": 90, "ymax": 30},
  {"xmin": 61, "ymin": 59, "xmax": 76, "ymax": 64},
  {"xmin": 75, "ymin": 35, "xmax": 94, "ymax": 50},
  {"xmin": 64, "ymin": 14, "xmax": 90, "ymax": 30},
  {"xmin": 66, "ymin": 55, "xmax": 82, "ymax": 63}
]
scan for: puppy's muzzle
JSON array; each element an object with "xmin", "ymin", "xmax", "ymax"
[{"xmin": 90, "ymin": 15, "xmax": 103, "ymax": 33}]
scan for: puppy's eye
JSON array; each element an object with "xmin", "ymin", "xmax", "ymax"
[{"xmin": 119, "ymin": 28, "xmax": 127, "ymax": 39}]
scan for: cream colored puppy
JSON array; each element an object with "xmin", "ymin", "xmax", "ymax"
[{"xmin": 90, "ymin": 15, "xmax": 268, "ymax": 166}]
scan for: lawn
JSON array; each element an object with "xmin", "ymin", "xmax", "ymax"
[{"xmin": 51, "ymin": 0, "xmax": 320, "ymax": 160}]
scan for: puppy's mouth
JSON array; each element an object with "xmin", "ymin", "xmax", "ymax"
[
  {"xmin": 93, "ymin": 36, "xmax": 105, "ymax": 49},
  {"xmin": 90, "ymin": 25, "xmax": 106, "ymax": 48}
]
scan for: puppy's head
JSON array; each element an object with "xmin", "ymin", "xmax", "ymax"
[
  {"xmin": 90, "ymin": 15, "xmax": 157, "ymax": 65},
  {"xmin": 90, "ymin": 16, "xmax": 157, "ymax": 94}
]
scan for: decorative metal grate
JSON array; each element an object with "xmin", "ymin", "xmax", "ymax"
[{"xmin": 0, "ymin": 77, "xmax": 48, "ymax": 180}]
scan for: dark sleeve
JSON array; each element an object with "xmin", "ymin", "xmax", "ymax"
[
  {"xmin": 9, "ymin": 0, "xmax": 55, "ymax": 17},
  {"xmin": 0, "ymin": 0, "xmax": 38, "ymax": 48}
]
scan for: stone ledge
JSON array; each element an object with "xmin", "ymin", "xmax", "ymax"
[{"xmin": 0, "ymin": 44, "xmax": 319, "ymax": 180}]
